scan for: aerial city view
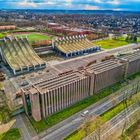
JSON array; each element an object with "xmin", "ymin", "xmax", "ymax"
[{"xmin": 0, "ymin": 0, "xmax": 140, "ymax": 140}]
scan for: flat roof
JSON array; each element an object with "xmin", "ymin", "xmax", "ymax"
[
  {"xmin": 87, "ymin": 59, "xmax": 123, "ymax": 74},
  {"xmin": 120, "ymin": 51, "xmax": 140, "ymax": 62},
  {"xmin": 34, "ymin": 71, "xmax": 87, "ymax": 92}
]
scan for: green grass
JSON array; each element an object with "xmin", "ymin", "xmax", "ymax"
[
  {"xmin": 137, "ymin": 37, "xmax": 140, "ymax": 43},
  {"xmin": 66, "ymin": 101, "xmax": 133, "ymax": 140},
  {"xmin": 94, "ymin": 37, "xmax": 130, "ymax": 49},
  {"xmin": 30, "ymin": 83, "xmax": 122, "ymax": 133},
  {"xmin": 127, "ymin": 72, "xmax": 140, "ymax": 80},
  {"xmin": 0, "ymin": 128, "xmax": 21, "ymax": 140},
  {"xmin": 14, "ymin": 33, "xmax": 52, "ymax": 43},
  {"xmin": 0, "ymin": 33, "xmax": 7, "ymax": 39}
]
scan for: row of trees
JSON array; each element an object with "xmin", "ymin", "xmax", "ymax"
[{"xmin": 125, "ymin": 35, "xmax": 138, "ymax": 42}]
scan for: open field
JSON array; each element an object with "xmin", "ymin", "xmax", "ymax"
[
  {"xmin": 14, "ymin": 33, "xmax": 53, "ymax": 43},
  {"xmin": 94, "ymin": 37, "xmax": 130, "ymax": 49},
  {"xmin": 0, "ymin": 128, "xmax": 21, "ymax": 140}
]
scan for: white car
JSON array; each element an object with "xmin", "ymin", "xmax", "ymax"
[{"xmin": 81, "ymin": 110, "xmax": 89, "ymax": 117}]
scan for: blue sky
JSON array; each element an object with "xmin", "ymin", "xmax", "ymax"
[{"xmin": 0, "ymin": 0, "xmax": 140, "ymax": 11}]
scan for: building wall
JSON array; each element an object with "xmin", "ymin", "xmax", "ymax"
[
  {"xmin": 39, "ymin": 77, "xmax": 90, "ymax": 119},
  {"xmin": 93, "ymin": 66, "xmax": 124, "ymax": 93},
  {"xmin": 29, "ymin": 92, "xmax": 41, "ymax": 121},
  {"xmin": 127, "ymin": 59, "xmax": 140, "ymax": 76},
  {"xmin": 22, "ymin": 56, "xmax": 140, "ymax": 121}
]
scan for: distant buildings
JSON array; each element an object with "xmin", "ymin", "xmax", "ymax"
[
  {"xmin": 47, "ymin": 23, "xmax": 92, "ymax": 35},
  {"xmin": 0, "ymin": 25, "xmax": 16, "ymax": 30}
]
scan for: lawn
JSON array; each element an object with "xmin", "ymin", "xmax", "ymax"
[
  {"xmin": 0, "ymin": 33, "xmax": 7, "ymax": 39},
  {"xmin": 0, "ymin": 128, "xmax": 21, "ymax": 140},
  {"xmin": 94, "ymin": 37, "xmax": 130, "ymax": 49},
  {"xmin": 14, "ymin": 33, "xmax": 52, "ymax": 43},
  {"xmin": 138, "ymin": 37, "xmax": 140, "ymax": 43}
]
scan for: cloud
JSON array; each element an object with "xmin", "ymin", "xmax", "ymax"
[
  {"xmin": 107, "ymin": 0, "xmax": 120, "ymax": 5},
  {"xmin": 84, "ymin": 5, "xmax": 100, "ymax": 10},
  {"xmin": 18, "ymin": 0, "xmax": 37, "ymax": 8},
  {"xmin": 0, "ymin": 0, "xmax": 139, "ymax": 11}
]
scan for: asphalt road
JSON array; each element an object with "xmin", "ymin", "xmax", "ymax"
[
  {"xmin": 15, "ymin": 115, "xmax": 32, "ymax": 140},
  {"xmin": 41, "ymin": 79, "xmax": 140, "ymax": 140}
]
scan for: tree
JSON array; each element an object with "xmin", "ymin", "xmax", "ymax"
[
  {"xmin": 93, "ymin": 116, "xmax": 104, "ymax": 140},
  {"xmin": 121, "ymin": 80, "xmax": 140, "ymax": 136},
  {"xmin": 133, "ymin": 35, "xmax": 137, "ymax": 42}
]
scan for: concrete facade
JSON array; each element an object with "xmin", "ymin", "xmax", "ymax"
[{"xmin": 22, "ymin": 51, "xmax": 140, "ymax": 121}]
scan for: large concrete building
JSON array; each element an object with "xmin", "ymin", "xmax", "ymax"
[
  {"xmin": 22, "ymin": 71, "xmax": 90, "ymax": 121},
  {"xmin": 0, "ymin": 37, "xmax": 46, "ymax": 75},
  {"xmin": 0, "ymin": 39, "xmax": 135, "ymax": 121},
  {"xmin": 21, "ymin": 49, "xmax": 140, "ymax": 121},
  {"xmin": 53, "ymin": 35, "xmax": 100, "ymax": 58}
]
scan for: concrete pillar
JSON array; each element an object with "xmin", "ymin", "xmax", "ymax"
[
  {"xmin": 53, "ymin": 90, "xmax": 56, "ymax": 113},
  {"xmin": 82, "ymin": 79, "xmax": 85, "ymax": 98},
  {"xmin": 41, "ymin": 94, "xmax": 46, "ymax": 118},
  {"xmin": 54, "ymin": 89, "xmax": 57, "ymax": 113},
  {"xmin": 90, "ymin": 73, "xmax": 96, "ymax": 95},
  {"xmin": 77, "ymin": 80, "xmax": 80, "ymax": 101},
  {"xmin": 48, "ymin": 91, "xmax": 51, "ymax": 115},
  {"xmin": 76, "ymin": 81, "xmax": 78, "ymax": 102},
  {"xmin": 29, "ymin": 90, "xmax": 41, "ymax": 122},
  {"xmin": 50, "ymin": 90, "xmax": 54, "ymax": 114},
  {"xmin": 58, "ymin": 87, "xmax": 62, "ymax": 110},
  {"xmin": 79, "ymin": 80, "xmax": 82, "ymax": 100},
  {"xmin": 73, "ymin": 82, "xmax": 76, "ymax": 103},
  {"xmin": 70, "ymin": 83, "xmax": 73, "ymax": 104},
  {"xmin": 63, "ymin": 85, "xmax": 66, "ymax": 108},
  {"xmin": 56, "ymin": 88, "xmax": 59, "ymax": 111},
  {"xmin": 45, "ymin": 92, "xmax": 48, "ymax": 117},
  {"xmin": 66, "ymin": 85, "xmax": 69, "ymax": 107},
  {"xmin": 68, "ymin": 84, "xmax": 70, "ymax": 105},
  {"xmin": 61, "ymin": 87, "xmax": 64, "ymax": 109}
]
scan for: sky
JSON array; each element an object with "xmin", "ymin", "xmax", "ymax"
[{"xmin": 0, "ymin": 0, "xmax": 140, "ymax": 11}]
